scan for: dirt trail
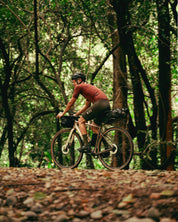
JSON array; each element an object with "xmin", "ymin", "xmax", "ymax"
[{"xmin": 0, "ymin": 168, "xmax": 177, "ymax": 222}]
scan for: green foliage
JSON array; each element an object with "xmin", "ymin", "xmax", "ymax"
[{"xmin": 0, "ymin": 0, "xmax": 177, "ymax": 169}]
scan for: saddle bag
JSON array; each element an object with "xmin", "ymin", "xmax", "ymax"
[{"xmin": 103, "ymin": 108, "xmax": 128, "ymax": 124}]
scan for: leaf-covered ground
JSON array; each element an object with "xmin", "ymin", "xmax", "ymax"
[{"xmin": 0, "ymin": 168, "xmax": 177, "ymax": 222}]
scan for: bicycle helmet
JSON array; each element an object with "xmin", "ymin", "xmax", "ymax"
[{"xmin": 72, "ymin": 73, "xmax": 86, "ymax": 82}]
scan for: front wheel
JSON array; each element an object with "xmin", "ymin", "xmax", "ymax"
[
  {"xmin": 98, "ymin": 127, "xmax": 134, "ymax": 170},
  {"xmin": 51, "ymin": 128, "xmax": 83, "ymax": 169}
]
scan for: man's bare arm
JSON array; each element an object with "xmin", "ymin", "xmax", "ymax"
[
  {"xmin": 57, "ymin": 97, "xmax": 77, "ymax": 118},
  {"xmin": 75, "ymin": 100, "xmax": 91, "ymax": 116}
]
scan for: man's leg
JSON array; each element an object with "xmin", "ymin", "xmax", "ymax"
[
  {"xmin": 78, "ymin": 116, "xmax": 90, "ymax": 152},
  {"xmin": 90, "ymin": 122, "xmax": 99, "ymax": 146},
  {"xmin": 91, "ymin": 122, "xmax": 99, "ymax": 134},
  {"xmin": 78, "ymin": 101, "xmax": 106, "ymax": 151},
  {"xmin": 78, "ymin": 116, "xmax": 87, "ymax": 136}
]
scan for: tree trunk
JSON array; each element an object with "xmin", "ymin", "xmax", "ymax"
[
  {"xmin": 107, "ymin": 4, "xmax": 130, "ymax": 167},
  {"xmin": 34, "ymin": 0, "xmax": 39, "ymax": 78},
  {"xmin": 0, "ymin": 126, "xmax": 7, "ymax": 158},
  {"xmin": 0, "ymin": 38, "xmax": 15, "ymax": 166},
  {"xmin": 156, "ymin": 0, "xmax": 174, "ymax": 170},
  {"xmin": 110, "ymin": 0, "xmax": 147, "ymax": 168},
  {"xmin": 107, "ymin": 9, "xmax": 127, "ymax": 111}
]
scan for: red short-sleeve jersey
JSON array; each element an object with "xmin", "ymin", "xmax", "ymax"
[{"xmin": 72, "ymin": 82, "xmax": 108, "ymax": 103}]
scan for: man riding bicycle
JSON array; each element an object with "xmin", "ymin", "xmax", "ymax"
[{"xmin": 57, "ymin": 73, "xmax": 110, "ymax": 152}]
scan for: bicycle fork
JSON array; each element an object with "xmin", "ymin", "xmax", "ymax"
[{"xmin": 62, "ymin": 128, "xmax": 76, "ymax": 154}]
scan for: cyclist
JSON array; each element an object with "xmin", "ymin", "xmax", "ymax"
[{"xmin": 56, "ymin": 73, "xmax": 110, "ymax": 152}]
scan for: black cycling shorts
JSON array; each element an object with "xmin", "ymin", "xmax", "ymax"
[{"xmin": 82, "ymin": 100, "xmax": 110, "ymax": 125}]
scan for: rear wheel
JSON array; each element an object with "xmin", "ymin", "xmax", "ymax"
[
  {"xmin": 98, "ymin": 127, "xmax": 134, "ymax": 170},
  {"xmin": 51, "ymin": 128, "xmax": 83, "ymax": 169}
]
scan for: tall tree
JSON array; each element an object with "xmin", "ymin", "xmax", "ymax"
[
  {"xmin": 156, "ymin": 0, "xmax": 173, "ymax": 170},
  {"xmin": 107, "ymin": 3, "xmax": 131, "ymax": 167},
  {"xmin": 0, "ymin": 38, "xmax": 15, "ymax": 166},
  {"xmin": 110, "ymin": 0, "xmax": 148, "ymax": 166}
]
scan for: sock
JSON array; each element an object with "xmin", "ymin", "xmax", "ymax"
[
  {"xmin": 83, "ymin": 134, "xmax": 89, "ymax": 146},
  {"xmin": 91, "ymin": 133, "xmax": 97, "ymax": 146}
]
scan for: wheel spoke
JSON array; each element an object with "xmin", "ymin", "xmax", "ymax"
[
  {"xmin": 51, "ymin": 129, "xmax": 83, "ymax": 169},
  {"xmin": 98, "ymin": 127, "xmax": 133, "ymax": 170}
]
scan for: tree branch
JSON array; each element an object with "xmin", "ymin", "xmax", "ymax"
[
  {"xmin": 91, "ymin": 43, "xmax": 120, "ymax": 83},
  {"xmin": 0, "ymin": 0, "xmax": 31, "ymax": 35},
  {"xmin": 14, "ymin": 110, "xmax": 56, "ymax": 150}
]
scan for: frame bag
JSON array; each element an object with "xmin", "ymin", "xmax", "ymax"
[{"xmin": 61, "ymin": 116, "xmax": 78, "ymax": 127}]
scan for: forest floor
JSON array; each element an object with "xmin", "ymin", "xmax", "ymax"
[{"xmin": 0, "ymin": 168, "xmax": 177, "ymax": 222}]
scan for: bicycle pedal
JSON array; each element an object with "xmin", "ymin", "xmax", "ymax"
[{"xmin": 78, "ymin": 145, "xmax": 91, "ymax": 153}]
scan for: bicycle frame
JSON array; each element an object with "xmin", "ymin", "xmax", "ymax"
[{"xmin": 65, "ymin": 120, "xmax": 115, "ymax": 156}]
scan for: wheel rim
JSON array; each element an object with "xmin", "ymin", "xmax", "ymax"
[
  {"xmin": 51, "ymin": 129, "xmax": 83, "ymax": 169},
  {"xmin": 98, "ymin": 127, "xmax": 133, "ymax": 170}
]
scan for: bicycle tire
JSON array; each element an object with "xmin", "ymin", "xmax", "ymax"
[
  {"xmin": 137, "ymin": 117, "xmax": 178, "ymax": 170},
  {"xmin": 141, "ymin": 140, "xmax": 177, "ymax": 170},
  {"xmin": 51, "ymin": 128, "xmax": 83, "ymax": 169},
  {"xmin": 98, "ymin": 127, "xmax": 134, "ymax": 170}
]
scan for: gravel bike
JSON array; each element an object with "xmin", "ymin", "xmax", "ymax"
[
  {"xmin": 132, "ymin": 116, "xmax": 178, "ymax": 170},
  {"xmin": 51, "ymin": 113, "xmax": 134, "ymax": 170}
]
